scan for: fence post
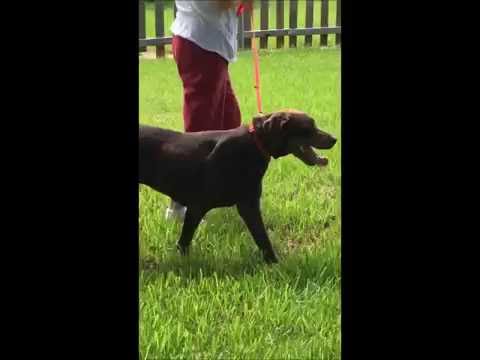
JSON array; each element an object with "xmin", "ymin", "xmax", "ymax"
[
  {"xmin": 276, "ymin": 0, "xmax": 284, "ymax": 49},
  {"xmin": 155, "ymin": 1, "xmax": 165, "ymax": 58},
  {"xmin": 260, "ymin": 0, "xmax": 269, "ymax": 49},
  {"xmin": 320, "ymin": 0, "xmax": 329, "ymax": 47},
  {"xmin": 336, "ymin": 0, "xmax": 341, "ymax": 45},
  {"xmin": 289, "ymin": 0, "xmax": 298, "ymax": 48},
  {"xmin": 238, "ymin": 13, "xmax": 244, "ymax": 50},
  {"xmin": 243, "ymin": 7, "xmax": 251, "ymax": 48},
  {"xmin": 139, "ymin": 0, "xmax": 146, "ymax": 52},
  {"xmin": 305, "ymin": 0, "xmax": 314, "ymax": 46}
]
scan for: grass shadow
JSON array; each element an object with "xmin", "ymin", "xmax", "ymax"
[
  {"xmin": 140, "ymin": 243, "xmax": 339, "ymax": 293},
  {"xmin": 141, "ymin": 251, "xmax": 264, "ymax": 279}
]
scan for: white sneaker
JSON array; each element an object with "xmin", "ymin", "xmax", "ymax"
[
  {"xmin": 164, "ymin": 200, "xmax": 207, "ymax": 224},
  {"xmin": 165, "ymin": 201, "xmax": 186, "ymax": 222}
]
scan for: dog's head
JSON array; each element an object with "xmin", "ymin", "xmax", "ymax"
[{"xmin": 253, "ymin": 109, "xmax": 337, "ymax": 166}]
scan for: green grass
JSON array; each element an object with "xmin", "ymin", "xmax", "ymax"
[
  {"xmin": 144, "ymin": 0, "xmax": 339, "ymax": 54},
  {"xmin": 140, "ymin": 47, "xmax": 341, "ymax": 359}
]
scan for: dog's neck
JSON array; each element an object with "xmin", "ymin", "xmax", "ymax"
[{"xmin": 248, "ymin": 122, "xmax": 270, "ymax": 160}]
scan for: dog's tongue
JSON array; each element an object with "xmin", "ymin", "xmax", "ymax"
[{"xmin": 301, "ymin": 146, "xmax": 328, "ymax": 167}]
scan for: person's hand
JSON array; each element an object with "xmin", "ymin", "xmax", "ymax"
[
  {"xmin": 216, "ymin": 0, "xmax": 254, "ymax": 12},
  {"xmin": 235, "ymin": 0, "xmax": 254, "ymax": 15},
  {"xmin": 238, "ymin": 0, "xmax": 253, "ymax": 11}
]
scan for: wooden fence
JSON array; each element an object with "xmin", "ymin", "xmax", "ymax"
[{"xmin": 139, "ymin": 0, "xmax": 341, "ymax": 58}]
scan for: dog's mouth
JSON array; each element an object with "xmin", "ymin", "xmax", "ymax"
[
  {"xmin": 288, "ymin": 132, "xmax": 336, "ymax": 167},
  {"xmin": 292, "ymin": 145, "xmax": 329, "ymax": 166}
]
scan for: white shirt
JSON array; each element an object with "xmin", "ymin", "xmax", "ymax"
[{"xmin": 171, "ymin": 1, "xmax": 239, "ymax": 63}]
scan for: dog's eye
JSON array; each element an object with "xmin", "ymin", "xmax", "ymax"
[{"xmin": 301, "ymin": 121, "xmax": 315, "ymax": 132}]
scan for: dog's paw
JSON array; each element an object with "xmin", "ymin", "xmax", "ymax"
[
  {"xmin": 264, "ymin": 252, "xmax": 279, "ymax": 264},
  {"xmin": 176, "ymin": 243, "xmax": 189, "ymax": 256}
]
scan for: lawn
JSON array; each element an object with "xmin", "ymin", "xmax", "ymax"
[
  {"xmin": 139, "ymin": 46, "xmax": 341, "ymax": 359},
  {"xmin": 143, "ymin": 0, "xmax": 339, "ymax": 55}
]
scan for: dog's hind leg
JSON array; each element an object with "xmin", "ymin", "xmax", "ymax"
[
  {"xmin": 176, "ymin": 206, "xmax": 207, "ymax": 256},
  {"xmin": 236, "ymin": 199, "xmax": 278, "ymax": 264}
]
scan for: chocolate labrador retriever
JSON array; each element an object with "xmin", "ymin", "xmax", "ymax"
[{"xmin": 139, "ymin": 110, "xmax": 337, "ymax": 263}]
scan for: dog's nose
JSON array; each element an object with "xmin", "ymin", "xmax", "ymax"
[{"xmin": 330, "ymin": 137, "xmax": 337, "ymax": 145}]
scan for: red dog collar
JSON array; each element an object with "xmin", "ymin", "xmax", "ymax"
[{"xmin": 248, "ymin": 123, "xmax": 270, "ymax": 160}]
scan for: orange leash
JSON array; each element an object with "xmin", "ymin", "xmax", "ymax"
[
  {"xmin": 250, "ymin": 6, "xmax": 263, "ymax": 114},
  {"xmin": 237, "ymin": 3, "xmax": 263, "ymax": 115}
]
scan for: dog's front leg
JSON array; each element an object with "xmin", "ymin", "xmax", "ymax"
[
  {"xmin": 236, "ymin": 199, "xmax": 278, "ymax": 264},
  {"xmin": 176, "ymin": 207, "xmax": 206, "ymax": 256}
]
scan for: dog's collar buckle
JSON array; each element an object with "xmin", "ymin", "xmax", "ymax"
[{"xmin": 248, "ymin": 123, "xmax": 270, "ymax": 160}]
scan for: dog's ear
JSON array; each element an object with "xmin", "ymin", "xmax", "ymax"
[
  {"xmin": 252, "ymin": 112, "xmax": 271, "ymax": 131},
  {"xmin": 252, "ymin": 112, "xmax": 269, "ymax": 123},
  {"xmin": 261, "ymin": 112, "xmax": 290, "ymax": 134}
]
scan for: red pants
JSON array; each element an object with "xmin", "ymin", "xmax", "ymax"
[{"xmin": 172, "ymin": 35, "xmax": 241, "ymax": 132}]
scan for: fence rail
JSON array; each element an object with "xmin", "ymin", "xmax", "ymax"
[{"xmin": 139, "ymin": 0, "xmax": 341, "ymax": 57}]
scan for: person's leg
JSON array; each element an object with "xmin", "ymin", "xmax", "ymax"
[
  {"xmin": 172, "ymin": 35, "xmax": 229, "ymax": 132},
  {"xmin": 222, "ymin": 74, "xmax": 242, "ymax": 130},
  {"xmin": 167, "ymin": 36, "xmax": 230, "ymax": 221}
]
